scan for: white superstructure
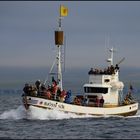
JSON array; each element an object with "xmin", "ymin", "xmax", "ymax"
[{"xmin": 83, "ymin": 48, "xmax": 124, "ymax": 107}]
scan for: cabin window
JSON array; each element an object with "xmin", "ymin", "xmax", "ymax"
[
  {"xmin": 104, "ymin": 79, "xmax": 110, "ymax": 83},
  {"xmin": 84, "ymin": 87, "xmax": 108, "ymax": 94}
]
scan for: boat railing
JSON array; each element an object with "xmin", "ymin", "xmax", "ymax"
[{"xmin": 88, "ymin": 64, "xmax": 119, "ymax": 75}]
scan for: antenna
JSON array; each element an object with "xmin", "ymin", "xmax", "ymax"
[
  {"xmin": 107, "ymin": 47, "xmax": 116, "ymax": 66},
  {"xmin": 116, "ymin": 57, "xmax": 125, "ymax": 65}
]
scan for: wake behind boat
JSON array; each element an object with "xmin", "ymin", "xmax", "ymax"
[{"xmin": 22, "ymin": 5, "xmax": 138, "ymax": 117}]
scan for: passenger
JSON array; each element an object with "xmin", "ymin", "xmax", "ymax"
[
  {"xmin": 73, "ymin": 97, "xmax": 81, "ymax": 105},
  {"xmin": 123, "ymin": 96, "xmax": 130, "ymax": 105},
  {"xmin": 110, "ymin": 65, "xmax": 115, "ymax": 74},
  {"xmin": 35, "ymin": 80, "xmax": 41, "ymax": 93},
  {"xmin": 23, "ymin": 83, "xmax": 30, "ymax": 95},
  {"xmin": 103, "ymin": 68, "xmax": 107, "ymax": 74},
  {"xmin": 46, "ymin": 90, "xmax": 52, "ymax": 99},
  {"xmin": 47, "ymin": 84, "xmax": 53, "ymax": 92},
  {"xmin": 56, "ymin": 87, "xmax": 61, "ymax": 101},
  {"xmin": 126, "ymin": 91, "xmax": 134, "ymax": 103},
  {"xmin": 52, "ymin": 82, "xmax": 58, "ymax": 100},
  {"xmin": 64, "ymin": 90, "xmax": 72, "ymax": 104},
  {"xmin": 30, "ymin": 85, "xmax": 37, "ymax": 96},
  {"xmin": 59, "ymin": 90, "xmax": 67, "ymax": 102},
  {"xmin": 115, "ymin": 64, "xmax": 119, "ymax": 71},
  {"xmin": 85, "ymin": 97, "xmax": 89, "ymax": 105},
  {"xmin": 52, "ymin": 76, "xmax": 57, "ymax": 86},
  {"xmin": 27, "ymin": 85, "xmax": 32, "ymax": 96},
  {"xmin": 127, "ymin": 91, "xmax": 132, "ymax": 99},
  {"xmin": 82, "ymin": 96, "xmax": 88, "ymax": 106},
  {"xmin": 77, "ymin": 98, "xmax": 81, "ymax": 105},
  {"xmin": 99, "ymin": 96, "xmax": 104, "ymax": 107},
  {"xmin": 93, "ymin": 69, "xmax": 97, "ymax": 74},
  {"xmin": 99, "ymin": 70, "xmax": 103, "ymax": 74},
  {"xmin": 88, "ymin": 68, "xmax": 94, "ymax": 75},
  {"xmin": 40, "ymin": 84, "xmax": 47, "ymax": 96},
  {"xmin": 23, "ymin": 84, "xmax": 33, "ymax": 96},
  {"xmin": 95, "ymin": 69, "xmax": 99, "ymax": 74},
  {"xmin": 73, "ymin": 97, "xmax": 77, "ymax": 104},
  {"xmin": 107, "ymin": 67, "xmax": 111, "ymax": 74}
]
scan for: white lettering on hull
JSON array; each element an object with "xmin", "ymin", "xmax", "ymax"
[{"xmin": 28, "ymin": 98, "xmax": 65, "ymax": 110}]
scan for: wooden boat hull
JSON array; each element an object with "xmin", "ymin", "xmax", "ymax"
[{"xmin": 23, "ymin": 96, "xmax": 138, "ymax": 117}]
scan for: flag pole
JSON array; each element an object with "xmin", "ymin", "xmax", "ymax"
[
  {"xmin": 55, "ymin": 5, "xmax": 68, "ymax": 91},
  {"xmin": 59, "ymin": 5, "xmax": 62, "ymax": 31}
]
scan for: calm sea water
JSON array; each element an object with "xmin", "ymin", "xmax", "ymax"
[{"xmin": 0, "ymin": 68, "xmax": 140, "ymax": 139}]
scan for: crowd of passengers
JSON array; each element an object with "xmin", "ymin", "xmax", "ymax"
[
  {"xmin": 88, "ymin": 64, "xmax": 119, "ymax": 75},
  {"xmin": 22, "ymin": 77, "xmax": 72, "ymax": 103},
  {"xmin": 74, "ymin": 95, "xmax": 104, "ymax": 107}
]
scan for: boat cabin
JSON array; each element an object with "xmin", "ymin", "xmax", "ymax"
[{"xmin": 83, "ymin": 66, "xmax": 123, "ymax": 107}]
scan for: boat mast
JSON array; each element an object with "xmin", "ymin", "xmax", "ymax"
[
  {"xmin": 56, "ymin": 16, "xmax": 63, "ymax": 90},
  {"xmin": 55, "ymin": 5, "xmax": 68, "ymax": 90}
]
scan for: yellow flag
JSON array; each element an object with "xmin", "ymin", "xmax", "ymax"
[{"xmin": 60, "ymin": 5, "xmax": 68, "ymax": 17}]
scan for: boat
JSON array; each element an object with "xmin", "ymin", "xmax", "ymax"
[{"xmin": 22, "ymin": 5, "xmax": 138, "ymax": 117}]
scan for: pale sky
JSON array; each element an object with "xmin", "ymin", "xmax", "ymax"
[{"xmin": 0, "ymin": 1, "xmax": 140, "ymax": 70}]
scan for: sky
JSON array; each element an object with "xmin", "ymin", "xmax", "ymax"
[{"xmin": 0, "ymin": 1, "xmax": 140, "ymax": 70}]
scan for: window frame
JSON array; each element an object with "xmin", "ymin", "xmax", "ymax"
[{"xmin": 84, "ymin": 87, "xmax": 108, "ymax": 94}]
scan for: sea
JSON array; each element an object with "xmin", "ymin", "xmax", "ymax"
[{"xmin": 0, "ymin": 67, "xmax": 140, "ymax": 139}]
